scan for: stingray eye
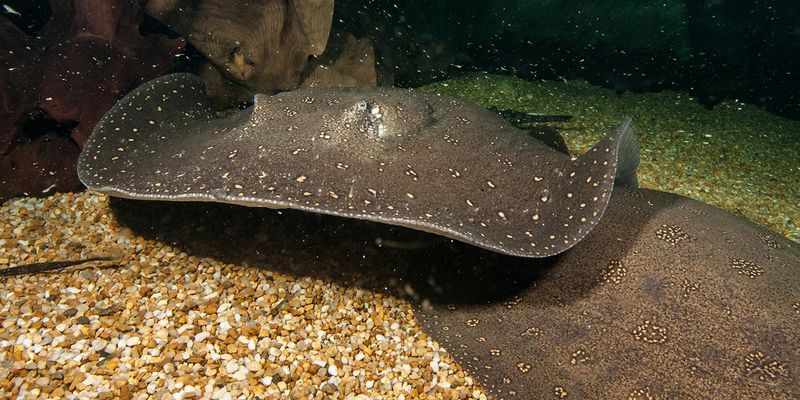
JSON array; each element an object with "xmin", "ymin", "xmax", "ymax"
[{"xmin": 355, "ymin": 100, "xmax": 368, "ymax": 111}]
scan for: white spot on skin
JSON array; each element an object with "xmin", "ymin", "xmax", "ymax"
[
  {"xmin": 406, "ymin": 193, "xmax": 415, "ymax": 199},
  {"xmin": 486, "ymin": 181, "xmax": 496, "ymax": 188},
  {"xmin": 296, "ymin": 175, "xmax": 307, "ymax": 183},
  {"xmin": 532, "ymin": 214, "xmax": 540, "ymax": 221},
  {"xmin": 497, "ymin": 211, "xmax": 506, "ymax": 219},
  {"xmin": 405, "ymin": 166, "xmax": 419, "ymax": 180}
]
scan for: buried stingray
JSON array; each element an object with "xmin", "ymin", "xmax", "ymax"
[
  {"xmin": 77, "ymin": 74, "xmax": 800, "ymax": 398},
  {"xmin": 78, "ymin": 73, "xmax": 638, "ymax": 258},
  {"xmin": 413, "ymin": 187, "xmax": 800, "ymax": 399}
]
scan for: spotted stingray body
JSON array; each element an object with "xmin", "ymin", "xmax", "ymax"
[
  {"xmin": 78, "ymin": 73, "xmax": 635, "ymax": 258},
  {"xmin": 77, "ymin": 73, "xmax": 800, "ymax": 399},
  {"xmin": 415, "ymin": 187, "xmax": 800, "ymax": 399}
]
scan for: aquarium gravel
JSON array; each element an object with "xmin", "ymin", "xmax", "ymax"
[{"xmin": 0, "ymin": 193, "xmax": 485, "ymax": 399}]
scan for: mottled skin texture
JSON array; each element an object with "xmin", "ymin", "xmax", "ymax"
[
  {"xmin": 414, "ymin": 187, "xmax": 800, "ymax": 399},
  {"xmin": 78, "ymin": 73, "xmax": 632, "ymax": 258}
]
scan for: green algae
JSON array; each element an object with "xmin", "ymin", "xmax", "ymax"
[{"xmin": 421, "ymin": 73, "xmax": 800, "ymax": 242}]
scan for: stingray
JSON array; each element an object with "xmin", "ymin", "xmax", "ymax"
[
  {"xmin": 75, "ymin": 73, "xmax": 800, "ymax": 398},
  {"xmin": 413, "ymin": 187, "xmax": 800, "ymax": 399},
  {"xmin": 77, "ymin": 73, "xmax": 639, "ymax": 258}
]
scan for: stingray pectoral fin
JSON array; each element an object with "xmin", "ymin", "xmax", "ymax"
[
  {"xmin": 569, "ymin": 117, "xmax": 639, "ymax": 191},
  {"xmin": 612, "ymin": 116, "xmax": 640, "ymax": 188},
  {"xmin": 527, "ymin": 117, "xmax": 639, "ymax": 256},
  {"xmin": 78, "ymin": 73, "xmax": 215, "ymax": 190}
]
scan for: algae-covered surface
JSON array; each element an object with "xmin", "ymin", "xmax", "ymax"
[{"xmin": 422, "ymin": 73, "xmax": 800, "ymax": 242}]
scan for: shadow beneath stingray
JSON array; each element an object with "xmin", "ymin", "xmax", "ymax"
[
  {"xmin": 408, "ymin": 188, "xmax": 657, "ymax": 308},
  {"xmin": 112, "ymin": 197, "xmax": 422, "ymax": 294},
  {"xmin": 109, "ymin": 187, "xmax": 651, "ymax": 307}
]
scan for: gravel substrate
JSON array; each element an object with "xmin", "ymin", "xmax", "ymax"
[
  {"xmin": 0, "ymin": 193, "xmax": 483, "ymax": 399},
  {"xmin": 2, "ymin": 74, "xmax": 797, "ymax": 399}
]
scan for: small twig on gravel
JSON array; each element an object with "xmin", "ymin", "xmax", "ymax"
[{"xmin": 0, "ymin": 256, "xmax": 118, "ymax": 277}]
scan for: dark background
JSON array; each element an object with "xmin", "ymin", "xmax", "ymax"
[{"xmin": 3, "ymin": 0, "xmax": 799, "ymax": 120}]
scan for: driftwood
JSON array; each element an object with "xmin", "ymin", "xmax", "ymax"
[
  {"xmin": 146, "ymin": 0, "xmax": 334, "ymax": 91},
  {"xmin": 303, "ymin": 32, "xmax": 378, "ymax": 88},
  {"xmin": 146, "ymin": 0, "xmax": 377, "ymax": 105}
]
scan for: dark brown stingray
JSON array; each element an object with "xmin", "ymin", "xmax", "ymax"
[
  {"xmin": 414, "ymin": 187, "xmax": 800, "ymax": 399},
  {"xmin": 78, "ymin": 73, "xmax": 638, "ymax": 258}
]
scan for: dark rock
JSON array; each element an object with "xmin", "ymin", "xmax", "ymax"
[{"xmin": 0, "ymin": 0, "xmax": 185, "ymax": 203}]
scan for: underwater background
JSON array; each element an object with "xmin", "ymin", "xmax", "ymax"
[
  {"xmin": 1, "ymin": 0, "xmax": 798, "ymax": 240},
  {"xmin": 1, "ymin": 1, "xmax": 799, "ymax": 399}
]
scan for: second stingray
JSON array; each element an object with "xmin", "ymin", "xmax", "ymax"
[{"xmin": 78, "ymin": 73, "xmax": 638, "ymax": 258}]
